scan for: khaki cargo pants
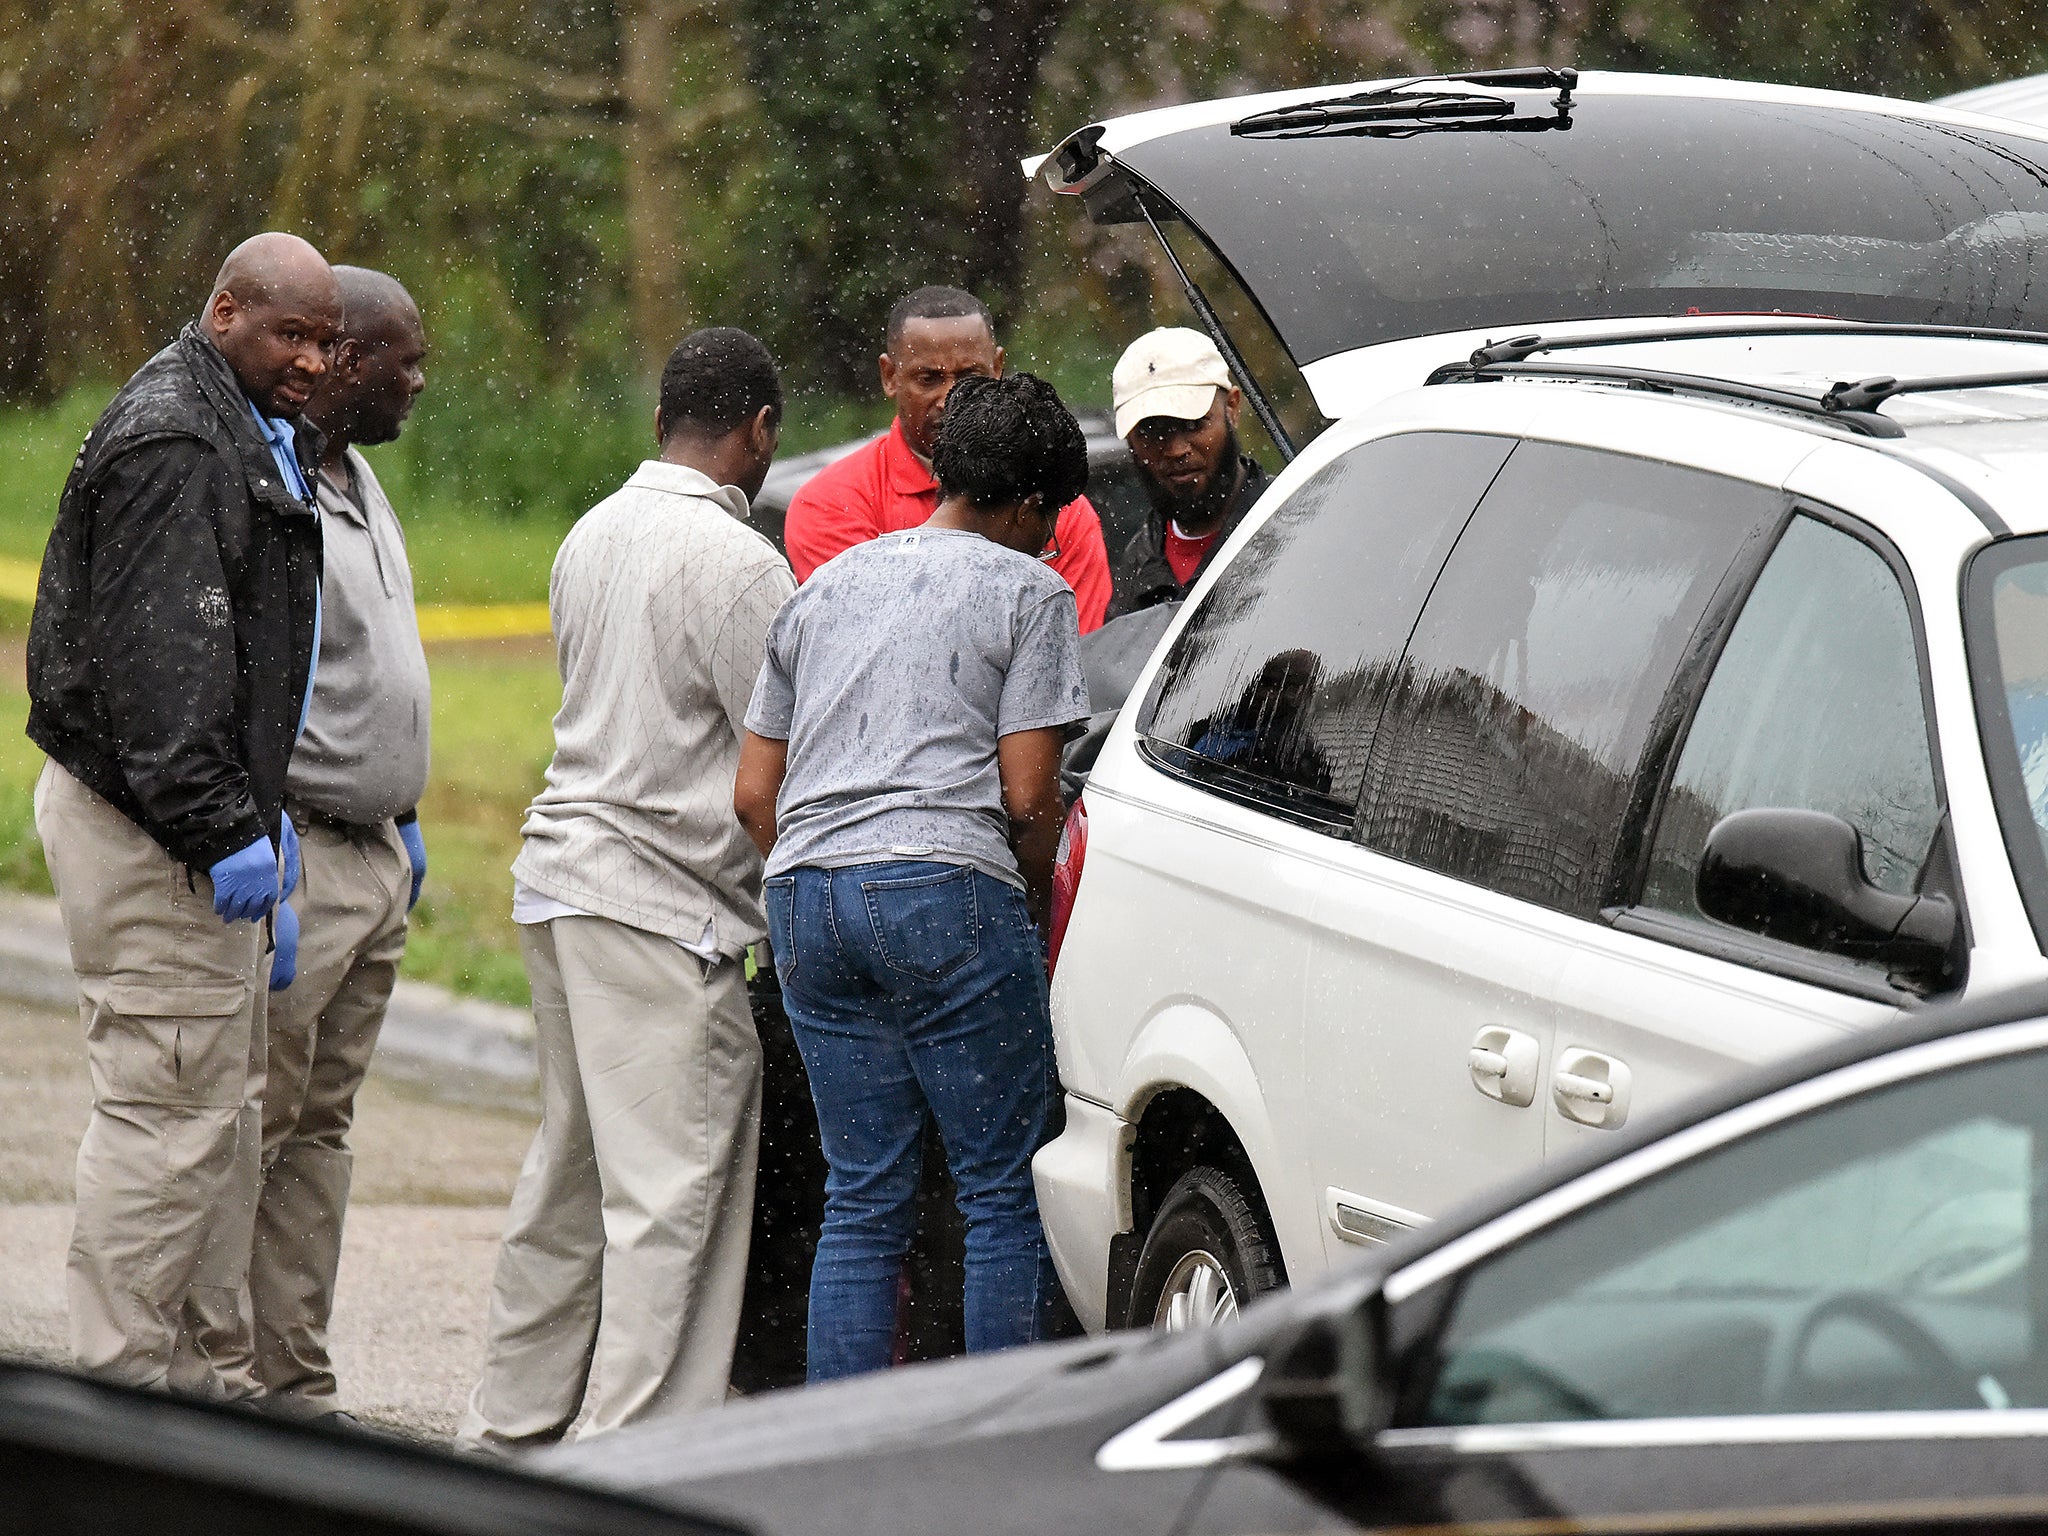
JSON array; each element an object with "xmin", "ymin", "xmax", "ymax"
[
  {"xmin": 249, "ymin": 814, "xmax": 409, "ymax": 1413},
  {"xmin": 34, "ymin": 761, "xmax": 269, "ymax": 1397},
  {"xmin": 460, "ymin": 914, "xmax": 762, "ymax": 1449}
]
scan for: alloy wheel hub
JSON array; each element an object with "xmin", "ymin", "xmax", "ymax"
[{"xmin": 1153, "ymin": 1249, "xmax": 1239, "ymax": 1331}]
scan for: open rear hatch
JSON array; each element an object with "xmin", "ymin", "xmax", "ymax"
[{"xmin": 1036, "ymin": 73, "xmax": 2048, "ymax": 452}]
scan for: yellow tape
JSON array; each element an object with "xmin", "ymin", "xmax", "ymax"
[
  {"xmin": 413, "ymin": 603, "xmax": 553, "ymax": 642},
  {"xmin": 0, "ymin": 555, "xmax": 37, "ymax": 606},
  {"xmin": 0, "ymin": 553, "xmax": 550, "ymax": 642}
]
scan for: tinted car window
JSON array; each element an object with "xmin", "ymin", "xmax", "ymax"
[
  {"xmin": 1419, "ymin": 1046, "xmax": 2047, "ymax": 1424},
  {"xmin": 1119, "ymin": 97, "xmax": 2048, "ymax": 364},
  {"xmin": 1965, "ymin": 537, "xmax": 2048, "ymax": 954},
  {"xmin": 1358, "ymin": 445, "xmax": 1777, "ymax": 916},
  {"xmin": 1139, "ymin": 431, "xmax": 1513, "ymax": 832},
  {"xmin": 1643, "ymin": 515, "xmax": 1941, "ymax": 933}
]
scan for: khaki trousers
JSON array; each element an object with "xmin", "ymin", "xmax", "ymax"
[
  {"xmin": 459, "ymin": 915, "xmax": 761, "ymax": 1448},
  {"xmin": 34, "ymin": 761, "xmax": 268, "ymax": 1398},
  {"xmin": 249, "ymin": 816, "xmax": 409, "ymax": 1411}
]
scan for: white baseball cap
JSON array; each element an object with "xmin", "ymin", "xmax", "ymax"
[{"xmin": 1112, "ymin": 327, "xmax": 1231, "ymax": 440}]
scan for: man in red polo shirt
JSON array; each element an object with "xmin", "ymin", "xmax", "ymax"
[{"xmin": 784, "ymin": 286, "xmax": 1110, "ymax": 632}]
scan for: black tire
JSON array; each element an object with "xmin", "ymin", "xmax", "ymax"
[{"xmin": 1126, "ymin": 1165, "xmax": 1282, "ymax": 1332}]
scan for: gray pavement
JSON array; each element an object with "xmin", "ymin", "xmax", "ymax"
[{"xmin": 0, "ymin": 990, "xmax": 539, "ymax": 1440}]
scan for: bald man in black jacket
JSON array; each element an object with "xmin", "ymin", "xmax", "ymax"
[{"xmin": 28, "ymin": 232, "xmax": 339, "ymax": 1396}]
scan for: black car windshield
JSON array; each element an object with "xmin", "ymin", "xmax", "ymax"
[{"xmin": 1115, "ymin": 94, "xmax": 2048, "ymax": 365}]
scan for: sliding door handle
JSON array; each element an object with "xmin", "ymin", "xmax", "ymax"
[
  {"xmin": 1468, "ymin": 1025, "xmax": 1539, "ymax": 1108},
  {"xmin": 1552, "ymin": 1047, "xmax": 1632, "ymax": 1129}
]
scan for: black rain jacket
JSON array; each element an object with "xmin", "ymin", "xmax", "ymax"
[
  {"xmin": 1105, "ymin": 454, "xmax": 1270, "ymax": 621},
  {"xmin": 27, "ymin": 323, "xmax": 323, "ymax": 871}
]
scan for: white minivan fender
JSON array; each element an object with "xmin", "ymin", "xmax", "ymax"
[
  {"xmin": 1114, "ymin": 1002, "xmax": 1312, "ymax": 1275},
  {"xmin": 1033, "ymin": 1095, "xmax": 1131, "ymax": 1332}
]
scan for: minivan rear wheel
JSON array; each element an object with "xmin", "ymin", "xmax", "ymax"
[{"xmin": 1128, "ymin": 1166, "xmax": 1281, "ymax": 1332}]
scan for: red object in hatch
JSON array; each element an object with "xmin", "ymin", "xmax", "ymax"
[{"xmin": 1048, "ymin": 797, "xmax": 1088, "ymax": 977}]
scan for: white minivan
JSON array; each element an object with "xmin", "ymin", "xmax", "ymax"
[{"xmin": 1031, "ymin": 71, "xmax": 2048, "ymax": 1333}]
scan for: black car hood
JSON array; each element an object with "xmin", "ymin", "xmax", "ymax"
[
  {"xmin": 540, "ymin": 1309, "xmax": 1317, "ymax": 1536},
  {"xmin": 545, "ymin": 1334, "xmax": 1134, "ymax": 1483}
]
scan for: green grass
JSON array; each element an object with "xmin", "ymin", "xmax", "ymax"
[
  {"xmin": 0, "ymin": 381, "xmax": 887, "ymax": 1004},
  {"xmin": 0, "ymin": 391, "xmax": 105, "ymax": 568},
  {"xmin": 0, "ymin": 382, "xmax": 887, "ymax": 615},
  {"xmin": 0, "ymin": 388, "xmax": 572, "ymax": 613},
  {"xmin": 399, "ymin": 512, "xmax": 567, "ymax": 607},
  {"xmin": 401, "ymin": 647, "xmax": 560, "ymax": 1006},
  {"xmin": 0, "ymin": 650, "xmax": 560, "ymax": 1008},
  {"xmin": 0, "ymin": 677, "xmax": 49, "ymax": 896}
]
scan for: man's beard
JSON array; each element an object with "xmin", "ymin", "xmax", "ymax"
[
  {"xmin": 351, "ymin": 403, "xmax": 408, "ymax": 447},
  {"xmin": 1143, "ymin": 427, "xmax": 1240, "ymax": 527}
]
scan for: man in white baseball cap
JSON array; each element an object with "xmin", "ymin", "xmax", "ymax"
[{"xmin": 1107, "ymin": 327, "xmax": 1270, "ymax": 618}]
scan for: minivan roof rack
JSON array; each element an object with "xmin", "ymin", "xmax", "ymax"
[
  {"xmin": 1821, "ymin": 370, "xmax": 2048, "ymax": 412},
  {"xmin": 1431, "ymin": 323, "xmax": 2048, "ymax": 438},
  {"xmin": 1428, "ymin": 358, "xmax": 1909, "ymax": 437},
  {"xmin": 1453, "ymin": 321, "xmax": 2048, "ymax": 372}
]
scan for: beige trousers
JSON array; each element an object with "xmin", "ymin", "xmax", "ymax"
[
  {"xmin": 248, "ymin": 816, "xmax": 410, "ymax": 1411},
  {"xmin": 459, "ymin": 915, "xmax": 761, "ymax": 1449},
  {"xmin": 34, "ymin": 760, "xmax": 269, "ymax": 1398}
]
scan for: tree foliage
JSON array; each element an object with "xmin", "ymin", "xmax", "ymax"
[
  {"xmin": 738, "ymin": 0, "xmax": 973, "ymax": 388},
  {"xmin": 3, "ymin": 0, "xmax": 2045, "ymax": 508}
]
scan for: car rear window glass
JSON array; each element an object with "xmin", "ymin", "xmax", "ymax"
[
  {"xmin": 1137, "ymin": 430, "xmax": 1514, "ymax": 833},
  {"xmin": 1358, "ymin": 444, "xmax": 1777, "ymax": 916},
  {"xmin": 1966, "ymin": 536, "xmax": 2048, "ymax": 954},
  {"xmin": 1643, "ymin": 515, "xmax": 1940, "ymax": 937},
  {"xmin": 1119, "ymin": 96, "xmax": 2048, "ymax": 365}
]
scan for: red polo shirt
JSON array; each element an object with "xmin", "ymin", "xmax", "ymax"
[{"xmin": 784, "ymin": 419, "xmax": 1111, "ymax": 633}]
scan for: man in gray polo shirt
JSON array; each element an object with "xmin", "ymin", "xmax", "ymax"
[{"xmin": 249, "ymin": 266, "xmax": 432, "ymax": 1416}]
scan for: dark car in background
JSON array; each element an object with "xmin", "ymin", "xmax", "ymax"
[{"xmin": 748, "ymin": 410, "xmax": 1156, "ymax": 570}]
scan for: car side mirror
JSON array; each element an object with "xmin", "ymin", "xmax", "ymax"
[
  {"xmin": 1696, "ymin": 808, "xmax": 1959, "ymax": 992},
  {"xmin": 1255, "ymin": 1285, "xmax": 1392, "ymax": 1461}
]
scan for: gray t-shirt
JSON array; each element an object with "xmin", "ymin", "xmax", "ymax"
[
  {"xmin": 286, "ymin": 449, "xmax": 431, "ymax": 825},
  {"xmin": 746, "ymin": 527, "xmax": 1089, "ymax": 888}
]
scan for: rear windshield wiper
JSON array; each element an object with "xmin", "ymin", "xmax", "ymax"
[{"xmin": 1232, "ymin": 66, "xmax": 1576, "ymax": 140}]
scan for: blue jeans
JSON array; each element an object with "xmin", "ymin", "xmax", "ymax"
[{"xmin": 765, "ymin": 861, "xmax": 1060, "ymax": 1382}]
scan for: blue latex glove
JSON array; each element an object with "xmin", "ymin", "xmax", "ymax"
[
  {"xmin": 208, "ymin": 836, "xmax": 280, "ymax": 924},
  {"xmin": 269, "ymin": 901, "xmax": 299, "ymax": 992},
  {"xmin": 279, "ymin": 814, "xmax": 301, "ymax": 901},
  {"xmin": 398, "ymin": 818, "xmax": 427, "ymax": 911}
]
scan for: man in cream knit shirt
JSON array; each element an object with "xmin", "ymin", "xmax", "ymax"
[{"xmin": 461, "ymin": 329, "xmax": 792, "ymax": 1448}]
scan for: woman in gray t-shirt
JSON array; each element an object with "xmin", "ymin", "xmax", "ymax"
[{"xmin": 736, "ymin": 374, "xmax": 1091, "ymax": 1381}]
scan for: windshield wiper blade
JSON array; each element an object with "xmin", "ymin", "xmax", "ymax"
[
  {"xmin": 1232, "ymin": 67, "xmax": 1577, "ymax": 139},
  {"xmin": 1234, "ymin": 92, "xmax": 1513, "ymax": 138}
]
